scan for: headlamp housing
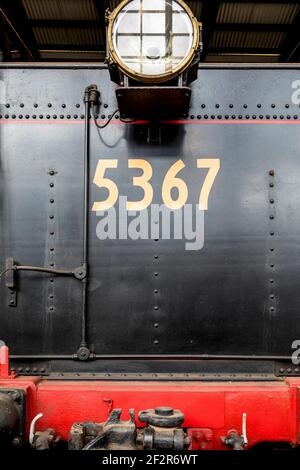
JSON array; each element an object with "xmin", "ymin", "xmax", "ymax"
[
  {"xmin": 107, "ymin": 0, "xmax": 201, "ymax": 84},
  {"xmin": 106, "ymin": 0, "xmax": 202, "ymax": 119}
]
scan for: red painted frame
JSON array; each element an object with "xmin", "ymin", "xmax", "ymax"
[{"xmin": 1, "ymin": 347, "xmax": 300, "ymax": 449}]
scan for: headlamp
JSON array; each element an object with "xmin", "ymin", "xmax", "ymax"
[{"xmin": 107, "ymin": 0, "xmax": 200, "ymax": 84}]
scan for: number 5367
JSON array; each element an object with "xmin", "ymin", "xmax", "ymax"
[{"xmin": 92, "ymin": 158, "xmax": 220, "ymax": 212}]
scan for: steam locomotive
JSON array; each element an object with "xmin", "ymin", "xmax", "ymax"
[{"xmin": 1, "ymin": 0, "xmax": 300, "ymax": 451}]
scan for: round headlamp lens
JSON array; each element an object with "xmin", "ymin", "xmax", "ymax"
[{"xmin": 111, "ymin": 0, "xmax": 195, "ymax": 80}]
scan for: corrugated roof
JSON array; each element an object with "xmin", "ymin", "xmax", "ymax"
[
  {"xmin": 210, "ymin": 30, "xmax": 287, "ymax": 49},
  {"xmin": 1, "ymin": 0, "xmax": 300, "ymax": 62},
  {"xmin": 21, "ymin": 0, "xmax": 99, "ymax": 21},
  {"xmin": 217, "ymin": 2, "xmax": 300, "ymax": 24},
  {"xmin": 32, "ymin": 26, "xmax": 102, "ymax": 46}
]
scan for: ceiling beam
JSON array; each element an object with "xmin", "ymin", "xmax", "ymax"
[
  {"xmin": 0, "ymin": 0, "xmax": 40, "ymax": 60},
  {"xmin": 94, "ymin": 0, "xmax": 108, "ymax": 54},
  {"xmin": 200, "ymin": 0, "xmax": 221, "ymax": 60},
  {"xmin": 280, "ymin": 8, "xmax": 300, "ymax": 61}
]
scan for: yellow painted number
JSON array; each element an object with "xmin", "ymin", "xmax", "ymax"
[
  {"xmin": 162, "ymin": 160, "xmax": 188, "ymax": 210},
  {"xmin": 126, "ymin": 159, "xmax": 153, "ymax": 211},
  {"xmin": 92, "ymin": 159, "xmax": 118, "ymax": 211},
  {"xmin": 197, "ymin": 159, "xmax": 220, "ymax": 210}
]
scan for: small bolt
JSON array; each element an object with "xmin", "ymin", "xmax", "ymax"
[
  {"xmin": 269, "ymin": 170, "xmax": 274, "ymax": 176},
  {"xmin": 12, "ymin": 437, "xmax": 21, "ymax": 447}
]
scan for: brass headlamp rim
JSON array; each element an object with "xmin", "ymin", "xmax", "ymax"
[{"xmin": 107, "ymin": 0, "xmax": 200, "ymax": 84}]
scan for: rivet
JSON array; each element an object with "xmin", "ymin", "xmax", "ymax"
[
  {"xmin": 229, "ymin": 104, "xmax": 233, "ymax": 108},
  {"xmin": 190, "ymin": 115, "xmax": 195, "ymax": 119},
  {"xmin": 154, "ymin": 340, "xmax": 159, "ymax": 344},
  {"xmin": 257, "ymin": 104, "xmax": 261, "ymax": 108},
  {"xmin": 287, "ymin": 368, "xmax": 292, "ymax": 373},
  {"xmin": 270, "ymin": 231, "xmax": 274, "ymax": 236},
  {"xmin": 67, "ymin": 115, "xmax": 71, "ymax": 119},
  {"xmin": 154, "ymin": 255, "xmax": 158, "ymax": 259},
  {"xmin": 285, "ymin": 104, "xmax": 290, "ymax": 108},
  {"xmin": 270, "ymin": 279, "xmax": 274, "ymax": 284},
  {"xmin": 50, "ymin": 198, "xmax": 54, "ymax": 203},
  {"xmin": 26, "ymin": 367, "xmax": 30, "ymax": 372},
  {"xmin": 197, "ymin": 115, "xmax": 201, "ymax": 119},
  {"xmin": 48, "ymin": 103, "xmax": 52, "ymax": 108},
  {"xmin": 154, "ymin": 289, "xmax": 158, "ymax": 294},
  {"xmin": 34, "ymin": 103, "xmax": 38, "ymax": 108},
  {"xmin": 12, "ymin": 114, "xmax": 16, "ymax": 119},
  {"xmin": 76, "ymin": 103, "xmax": 80, "ymax": 108},
  {"xmin": 20, "ymin": 103, "xmax": 24, "ymax": 108},
  {"xmin": 154, "ymin": 323, "xmax": 159, "ymax": 328},
  {"xmin": 49, "ymin": 170, "xmax": 55, "ymax": 176},
  {"xmin": 270, "ymin": 294, "xmax": 275, "ymax": 299},
  {"xmin": 46, "ymin": 115, "xmax": 50, "ymax": 119},
  {"xmin": 74, "ymin": 115, "xmax": 78, "ymax": 119},
  {"xmin": 50, "ymin": 183, "xmax": 54, "ymax": 188},
  {"xmin": 53, "ymin": 114, "xmax": 57, "ymax": 119},
  {"xmin": 270, "ymin": 215, "xmax": 274, "ymax": 220},
  {"xmin": 269, "ymin": 182, "xmax": 274, "ymax": 188},
  {"xmin": 271, "ymin": 104, "xmax": 275, "ymax": 108},
  {"xmin": 60, "ymin": 115, "xmax": 64, "ymax": 119},
  {"xmin": 279, "ymin": 368, "xmax": 284, "ymax": 373},
  {"xmin": 18, "ymin": 368, "xmax": 23, "ymax": 372},
  {"xmin": 154, "ymin": 306, "xmax": 158, "ymax": 310},
  {"xmin": 49, "ymin": 215, "xmax": 54, "ymax": 219},
  {"xmin": 5, "ymin": 104, "xmax": 10, "ymax": 108},
  {"xmin": 39, "ymin": 114, "xmax": 43, "ymax": 119},
  {"xmin": 62, "ymin": 104, "xmax": 66, "ymax": 108},
  {"xmin": 295, "ymin": 368, "xmax": 299, "ymax": 373},
  {"xmin": 204, "ymin": 115, "xmax": 208, "ymax": 119},
  {"xmin": 40, "ymin": 368, "xmax": 45, "ymax": 373},
  {"xmin": 215, "ymin": 104, "xmax": 220, "ymax": 108},
  {"xmin": 154, "ymin": 272, "xmax": 159, "ymax": 276},
  {"xmin": 201, "ymin": 104, "xmax": 206, "ymax": 108},
  {"xmin": 270, "ymin": 264, "xmax": 274, "ymax": 268},
  {"xmin": 243, "ymin": 104, "xmax": 247, "ymax": 108},
  {"xmin": 270, "ymin": 198, "xmax": 274, "ymax": 203},
  {"xmin": 104, "ymin": 104, "xmax": 108, "ymax": 108},
  {"xmin": 19, "ymin": 115, "xmax": 23, "ymax": 119},
  {"xmin": 50, "ymin": 231, "xmax": 54, "ymax": 235},
  {"xmin": 252, "ymin": 115, "xmax": 257, "ymax": 119}
]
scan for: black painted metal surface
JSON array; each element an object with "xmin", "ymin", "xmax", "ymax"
[{"xmin": 1, "ymin": 64, "xmax": 300, "ymax": 375}]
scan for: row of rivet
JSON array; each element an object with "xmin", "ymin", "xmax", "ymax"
[
  {"xmin": 1, "ymin": 103, "xmax": 299, "ymax": 109},
  {"xmin": 48, "ymin": 169, "xmax": 56, "ymax": 314},
  {"xmin": 268, "ymin": 170, "xmax": 276, "ymax": 314},
  {"xmin": 0, "ymin": 114, "xmax": 299, "ymax": 120}
]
